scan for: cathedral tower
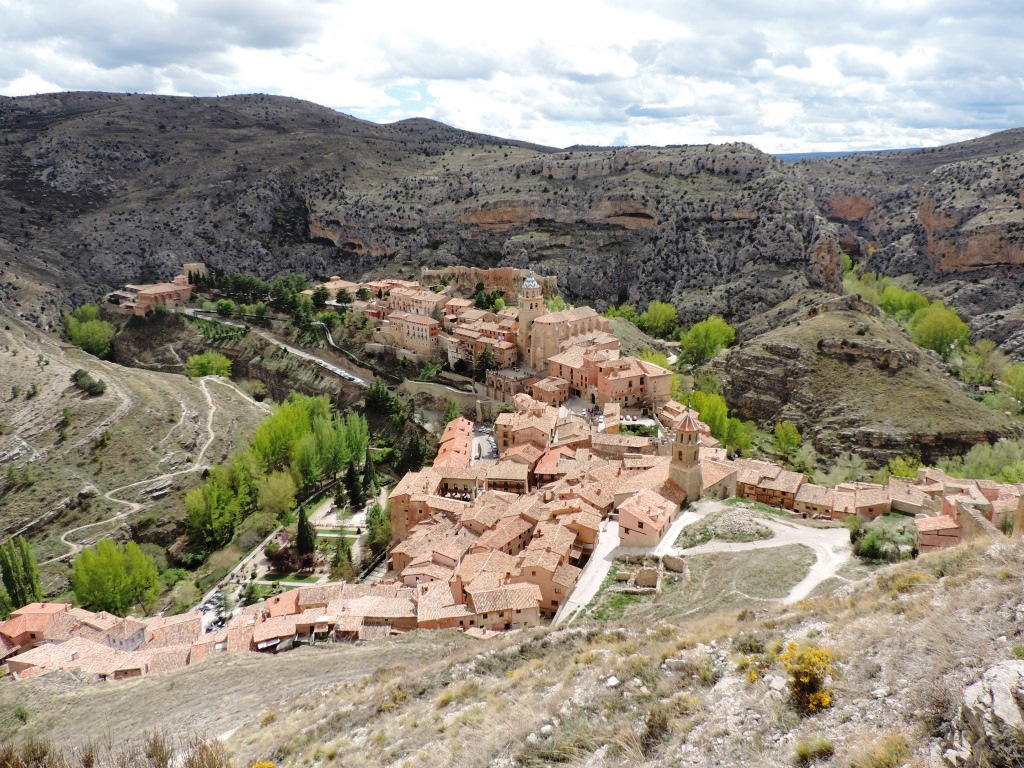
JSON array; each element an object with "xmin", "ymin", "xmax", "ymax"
[
  {"xmin": 669, "ymin": 407, "xmax": 703, "ymax": 504},
  {"xmin": 517, "ymin": 272, "xmax": 544, "ymax": 367}
]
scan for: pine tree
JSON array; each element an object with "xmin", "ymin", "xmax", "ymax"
[
  {"xmin": 345, "ymin": 460, "xmax": 364, "ymax": 510},
  {"xmin": 443, "ymin": 399, "xmax": 461, "ymax": 426},
  {"xmin": 296, "ymin": 506, "xmax": 316, "ymax": 556},
  {"xmin": 363, "ymin": 445, "xmax": 377, "ymax": 494}
]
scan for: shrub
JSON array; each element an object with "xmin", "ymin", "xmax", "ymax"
[
  {"xmin": 847, "ymin": 732, "xmax": 911, "ymax": 768},
  {"xmin": 794, "ymin": 736, "xmax": 834, "ymax": 765},
  {"xmin": 13, "ymin": 705, "xmax": 28, "ymax": 724},
  {"xmin": 779, "ymin": 642, "xmax": 834, "ymax": 714}
]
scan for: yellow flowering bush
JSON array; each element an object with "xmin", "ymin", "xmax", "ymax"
[
  {"xmin": 779, "ymin": 642, "xmax": 834, "ymax": 713},
  {"xmin": 251, "ymin": 762, "xmax": 275, "ymax": 768}
]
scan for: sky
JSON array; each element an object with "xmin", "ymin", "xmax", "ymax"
[{"xmin": 1, "ymin": 0, "xmax": 1022, "ymax": 153}]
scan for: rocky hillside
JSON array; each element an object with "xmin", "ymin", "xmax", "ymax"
[
  {"xmin": 719, "ymin": 293, "xmax": 1017, "ymax": 467},
  {"xmin": 0, "ymin": 92, "xmax": 840, "ymax": 331},
  {"xmin": 797, "ymin": 130, "xmax": 1024, "ymax": 356}
]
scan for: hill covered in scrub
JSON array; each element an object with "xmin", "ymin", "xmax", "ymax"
[
  {"xmin": 1, "ymin": 90, "xmax": 841, "ymax": 333},
  {"xmin": 1, "ymin": 538, "xmax": 1022, "ymax": 768}
]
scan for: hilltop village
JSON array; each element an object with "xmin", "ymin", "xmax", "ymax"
[{"xmin": 5, "ymin": 268, "xmax": 1024, "ymax": 683}]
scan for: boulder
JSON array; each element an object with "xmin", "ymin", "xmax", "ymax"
[
  {"xmin": 663, "ymin": 554, "xmax": 687, "ymax": 573},
  {"xmin": 945, "ymin": 661, "xmax": 1024, "ymax": 767}
]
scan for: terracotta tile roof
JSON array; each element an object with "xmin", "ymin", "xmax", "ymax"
[
  {"xmin": 266, "ymin": 589, "xmax": 301, "ymax": 618},
  {"xmin": 701, "ymin": 459, "xmax": 737, "ymax": 490},
  {"xmin": 618, "ymin": 488, "xmax": 676, "ymax": 530},
  {"xmin": 391, "ymin": 467, "xmax": 443, "ymax": 498},
  {"xmin": 252, "ymin": 614, "xmax": 300, "ymax": 645},
  {"xmin": 504, "ymin": 443, "xmax": 544, "ymax": 465},
  {"xmin": 469, "ymin": 583, "xmax": 542, "ymax": 613},
  {"xmin": 485, "ymin": 462, "xmax": 530, "ymax": 482},
  {"xmin": 759, "ymin": 469, "xmax": 806, "ymax": 495},
  {"xmin": 342, "ymin": 595, "xmax": 417, "ymax": 620},
  {"xmin": 795, "ymin": 483, "xmax": 834, "ymax": 506},
  {"xmin": 475, "ymin": 516, "xmax": 534, "ymax": 550},
  {"xmin": 536, "ymin": 446, "xmax": 576, "ymax": 476},
  {"xmin": 144, "ymin": 612, "xmax": 202, "ymax": 648},
  {"xmin": 553, "ymin": 563, "xmax": 582, "ymax": 588},
  {"xmin": 415, "ymin": 581, "xmax": 474, "ymax": 623},
  {"xmin": 455, "ymin": 551, "xmax": 518, "ymax": 584},
  {"xmin": 108, "ymin": 617, "xmax": 147, "ymax": 640},
  {"xmin": 915, "ymin": 515, "xmax": 961, "ymax": 532}
]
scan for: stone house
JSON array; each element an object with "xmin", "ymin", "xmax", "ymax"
[
  {"xmin": 793, "ymin": 483, "xmax": 835, "ymax": 518},
  {"xmin": 618, "ymin": 488, "xmax": 678, "ymax": 547},
  {"xmin": 916, "ymin": 515, "xmax": 963, "ymax": 553}
]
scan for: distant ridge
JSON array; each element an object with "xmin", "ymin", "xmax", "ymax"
[{"xmin": 775, "ymin": 148, "xmax": 921, "ymax": 162}]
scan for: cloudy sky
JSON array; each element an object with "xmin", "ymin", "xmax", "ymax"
[{"xmin": 1, "ymin": 0, "xmax": 1022, "ymax": 153}]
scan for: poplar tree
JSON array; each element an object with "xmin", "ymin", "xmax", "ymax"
[
  {"xmin": 296, "ymin": 506, "xmax": 316, "ymax": 556},
  {"xmin": 0, "ymin": 536, "xmax": 41, "ymax": 611}
]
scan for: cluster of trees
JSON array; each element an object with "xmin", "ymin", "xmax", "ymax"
[
  {"xmin": 471, "ymin": 283, "xmax": 506, "ymax": 312},
  {"xmin": 70, "ymin": 539, "xmax": 159, "ymax": 616},
  {"xmin": 0, "ymin": 537, "xmax": 41, "ymax": 617},
  {"xmin": 64, "ymin": 304, "xmax": 115, "ymax": 359},
  {"xmin": 364, "ymin": 381, "xmax": 429, "ymax": 472},
  {"xmin": 184, "ymin": 351, "xmax": 232, "ymax": 378},
  {"xmin": 938, "ymin": 438, "xmax": 1024, "ymax": 484},
  {"xmin": 71, "ymin": 368, "xmax": 106, "ymax": 396},
  {"xmin": 679, "ymin": 315, "xmax": 736, "ymax": 366},
  {"xmin": 606, "ymin": 300, "xmax": 679, "ymax": 338},
  {"xmin": 184, "ymin": 394, "xmax": 370, "ymax": 555}
]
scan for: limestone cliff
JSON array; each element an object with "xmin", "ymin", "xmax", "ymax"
[{"xmin": 0, "ymin": 92, "xmax": 840, "ymax": 330}]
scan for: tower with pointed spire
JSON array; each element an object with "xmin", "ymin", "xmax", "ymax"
[
  {"xmin": 517, "ymin": 271, "xmax": 544, "ymax": 366},
  {"xmin": 669, "ymin": 406, "xmax": 703, "ymax": 503}
]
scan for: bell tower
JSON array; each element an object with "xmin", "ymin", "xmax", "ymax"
[
  {"xmin": 669, "ymin": 406, "xmax": 703, "ymax": 503},
  {"xmin": 517, "ymin": 272, "xmax": 544, "ymax": 367}
]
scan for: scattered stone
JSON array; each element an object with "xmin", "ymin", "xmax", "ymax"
[{"xmin": 606, "ymin": 675, "xmax": 620, "ymax": 688}]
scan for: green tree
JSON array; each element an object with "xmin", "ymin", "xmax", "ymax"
[
  {"xmin": 0, "ymin": 536, "xmax": 41, "ymax": 611},
  {"xmin": 64, "ymin": 305, "xmax": 115, "ymax": 358},
  {"xmin": 910, "ymin": 302, "xmax": 970, "ymax": 360},
  {"xmin": 604, "ymin": 304, "xmax": 639, "ymax": 323},
  {"xmin": 365, "ymin": 502, "xmax": 391, "ymax": 558},
  {"xmin": 336, "ymin": 288, "xmax": 353, "ymax": 305},
  {"xmin": 356, "ymin": 286, "xmax": 372, "ymax": 301},
  {"xmin": 545, "ymin": 295, "xmax": 567, "ymax": 312},
  {"xmin": 638, "ymin": 301, "xmax": 678, "ymax": 338},
  {"xmin": 290, "ymin": 432, "xmax": 323, "ymax": 492},
  {"xmin": 363, "ymin": 444, "xmax": 377, "ymax": 494},
  {"xmin": 296, "ymin": 505, "xmax": 316, "ymax": 556},
  {"xmin": 474, "ymin": 346, "xmax": 498, "ymax": 381},
  {"xmin": 773, "ymin": 421, "xmax": 801, "ymax": 457},
  {"xmin": 364, "ymin": 380, "xmax": 395, "ymax": 414},
  {"xmin": 311, "ymin": 285, "xmax": 331, "ymax": 308},
  {"xmin": 330, "ymin": 536, "xmax": 356, "ymax": 581},
  {"xmin": 636, "ymin": 348, "xmax": 669, "ymax": 368},
  {"xmin": 443, "ymin": 399, "xmax": 462, "ymax": 426},
  {"xmin": 1001, "ymin": 363, "xmax": 1024, "ymax": 405},
  {"xmin": 679, "ymin": 315, "xmax": 735, "ymax": 366},
  {"xmin": 215, "ymin": 299, "xmax": 236, "ymax": 317},
  {"xmin": 887, "ymin": 456, "xmax": 920, "ymax": 479},
  {"xmin": 257, "ymin": 470, "xmax": 297, "ymax": 519},
  {"xmin": 185, "ymin": 351, "xmax": 232, "ymax": 378},
  {"xmin": 185, "ymin": 479, "xmax": 239, "ymax": 548},
  {"xmin": 959, "ymin": 338, "xmax": 1008, "ymax": 387},
  {"xmin": 345, "ymin": 461, "xmax": 364, "ymax": 510},
  {"xmin": 70, "ymin": 539, "xmax": 158, "ymax": 616}
]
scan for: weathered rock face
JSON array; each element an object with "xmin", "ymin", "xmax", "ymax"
[
  {"xmin": 797, "ymin": 131, "xmax": 1024, "ymax": 354},
  {"xmin": 0, "ymin": 92, "xmax": 840, "ymax": 329},
  {"xmin": 717, "ymin": 299, "xmax": 1017, "ymax": 467},
  {"xmin": 945, "ymin": 661, "xmax": 1024, "ymax": 768}
]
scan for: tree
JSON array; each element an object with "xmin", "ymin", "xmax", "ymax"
[
  {"xmin": 185, "ymin": 351, "xmax": 232, "ymax": 378},
  {"xmin": 910, "ymin": 302, "xmax": 970, "ymax": 360},
  {"xmin": 70, "ymin": 539, "xmax": 159, "ymax": 616},
  {"xmin": 545, "ymin": 295, "xmax": 567, "ymax": 312},
  {"xmin": 638, "ymin": 301, "xmax": 678, "ymax": 338},
  {"xmin": 335, "ymin": 288, "xmax": 352, "ymax": 305},
  {"xmin": 363, "ymin": 444, "xmax": 377, "ymax": 494},
  {"xmin": 636, "ymin": 348, "xmax": 669, "ymax": 368},
  {"xmin": 296, "ymin": 506, "xmax": 316, "ymax": 556},
  {"xmin": 773, "ymin": 421, "xmax": 801, "ymax": 457},
  {"xmin": 257, "ymin": 470, "xmax": 297, "ymax": 518},
  {"xmin": 443, "ymin": 399, "xmax": 461, "ymax": 426},
  {"xmin": 356, "ymin": 287, "xmax": 372, "ymax": 301},
  {"xmin": 216, "ymin": 299, "xmax": 236, "ymax": 317},
  {"xmin": 0, "ymin": 536, "xmax": 41, "ymax": 611},
  {"xmin": 1001, "ymin": 363, "xmax": 1024, "ymax": 406},
  {"xmin": 311, "ymin": 285, "xmax": 331, "ymax": 308},
  {"xmin": 64, "ymin": 305, "xmax": 115, "ymax": 358},
  {"xmin": 679, "ymin": 315, "xmax": 735, "ymax": 366},
  {"xmin": 604, "ymin": 304, "xmax": 639, "ymax": 324},
  {"xmin": 959, "ymin": 338, "xmax": 1008, "ymax": 387},
  {"xmin": 330, "ymin": 536, "xmax": 356, "ymax": 581},
  {"xmin": 474, "ymin": 346, "xmax": 498, "ymax": 381},
  {"xmin": 345, "ymin": 460, "xmax": 364, "ymax": 510},
  {"xmin": 887, "ymin": 456, "xmax": 920, "ymax": 479},
  {"xmin": 185, "ymin": 479, "xmax": 239, "ymax": 548},
  {"xmin": 365, "ymin": 502, "xmax": 391, "ymax": 558},
  {"xmin": 364, "ymin": 380, "xmax": 395, "ymax": 414}
]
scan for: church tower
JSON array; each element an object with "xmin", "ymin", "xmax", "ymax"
[
  {"xmin": 517, "ymin": 272, "xmax": 544, "ymax": 367},
  {"xmin": 669, "ymin": 407, "xmax": 703, "ymax": 504}
]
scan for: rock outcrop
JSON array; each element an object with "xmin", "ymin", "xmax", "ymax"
[{"xmin": 945, "ymin": 661, "xmax": 1024, "ymax": 768}]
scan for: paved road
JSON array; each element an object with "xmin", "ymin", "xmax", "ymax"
[{"xmin": 556, "ymin": 499, "xmax": 852, "ymax": 623}]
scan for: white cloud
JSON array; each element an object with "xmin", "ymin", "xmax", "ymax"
[{"xmin": 0, "ymin": 0, "xmax": 1022, "ymax": 152}]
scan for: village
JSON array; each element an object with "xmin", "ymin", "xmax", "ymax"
[{"xmin": 2, "ymin": 268, "xmax": 1021, "ymax": 683}]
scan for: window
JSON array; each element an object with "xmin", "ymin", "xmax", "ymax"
[
  {"xmin": 554, "ymin": 588, "xmax": 561, "ymax": 594},
  {"xmin": 638, "ymin": 521, "xmax": 644, "ymax": 529}
]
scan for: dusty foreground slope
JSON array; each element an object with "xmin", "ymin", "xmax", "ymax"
[{"xmin": 2, "ymin": 540, "xmax": 1023, "ymax": 768}]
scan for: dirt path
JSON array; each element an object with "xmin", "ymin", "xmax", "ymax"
[
  {"xmin": 40, "ymin": 377, "xmax": 243, "ymax": 564},
  {"xmin": 662, "ymin": 502, "xmax": 851, "ymax": 604}
]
